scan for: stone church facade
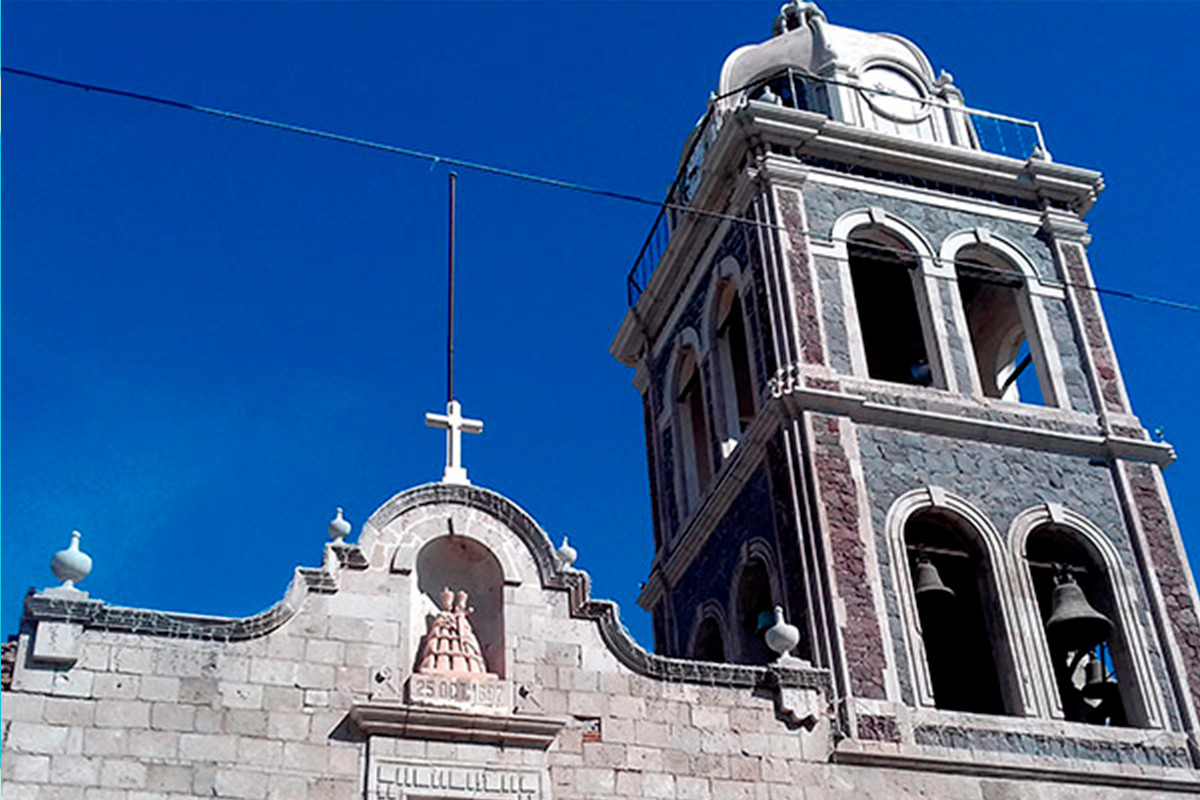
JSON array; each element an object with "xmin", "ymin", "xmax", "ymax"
[{"xmin": 5, "ymin": 3, "xmax": 1200, "ymax": 798}]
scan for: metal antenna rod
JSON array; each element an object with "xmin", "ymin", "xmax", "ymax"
[{"xmin": 447, "ymin": 171, "xmax": 457, "ymax": 404}]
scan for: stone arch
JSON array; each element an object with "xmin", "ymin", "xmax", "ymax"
[
  {"xmin": 940, "ymin": 229, "xmax": 1068, "ymax": 406},
  {"xmin": 886, "ymin": 487, "xmax": 1037, "ymax": 716},
  {"xmin": 414, "ymin": 535, "xmax": 507, "ymax": 678},
  {"xmin": 1009, "ymin": 504, "xmax": 1167, "ymax": 728},
  {"xmin": 687, "ymin": 600, "xmax": 730, "ymax": 663},
  {"xmin": 830, "ymin": 208, "xmax": 950, "ymax": 389},
  {"xmin": 668, "ymin": 328, "xmax": 713, "ymax": 516},
  {"xmin": 728, "ymin": 538, "xmax": 784, "ymax": 664},
  {"xmin": 705, "ymin": 256, "xmax": 759, "ymax": 456}
]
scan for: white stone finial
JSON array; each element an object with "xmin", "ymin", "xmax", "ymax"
[
  {"xmin": 557, "ymin": 536, "xmax": 578, "ymax": 568},
  {"xmin": 425, "ymin": 399, "xmax": 484, "ymax": 485},
  {"xmin": 51, "ymin": 530, "xmax": 92, "ymax": 589},
  {"xmin": 764, "ymin": 605, "xmax": 800, "ymax": 659},
  {"xmin": 328, "ymin": 507, "xmax": 352, "ymax": 542}
]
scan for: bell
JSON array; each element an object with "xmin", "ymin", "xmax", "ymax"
[
  {"xmin": 1081, "ymin": 656, "xmax": 1116, "ymax": 700},
  {"xmin": 913, "ymin": 557, "xmax": 955, "ymax": 604},
  {"xmin": 1045, "ymin": 573, "xmax": 1113, "ymax": 653}
]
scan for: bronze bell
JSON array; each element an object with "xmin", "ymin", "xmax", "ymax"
[
  {"xmin": 913, "ymin": 557, "xmax": 955, "ymax": 603},
  {"xmin": 1045, "ymin": 572, "xmax": 1113, "ymax": 653}
]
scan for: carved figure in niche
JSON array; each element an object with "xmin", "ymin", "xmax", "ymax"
[{"xmin": 416, "ymin": 587, "xmax": 496, "ymax": 678}]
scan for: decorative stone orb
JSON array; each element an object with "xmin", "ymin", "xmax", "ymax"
[
  {"xmin": 328, "ymin": 507, "xmax": 352, "ymax": 541},
  {"xmin": 51, "ymin": 530, "xmax": 93, "ymax": 587},
  {"xmin": 764, "ymin": 605, "xmax": 800, "ymax": 657}
]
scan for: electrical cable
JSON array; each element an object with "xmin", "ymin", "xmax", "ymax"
[{"xmin": 5, "ymin": 65, "xmax": 1198, "ymax": 315}]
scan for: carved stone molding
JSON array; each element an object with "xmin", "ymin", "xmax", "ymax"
[{"xmin": 348, "ymin": 703, "xmax": 567, "ymax": 749}]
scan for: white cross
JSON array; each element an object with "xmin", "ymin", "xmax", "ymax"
[{"xmin": 425, "ymin": 399, "xmax": 483, "ymax": 485}]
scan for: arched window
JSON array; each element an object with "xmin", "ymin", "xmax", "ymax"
[
  {"xmin": 691, "ymin": 615, "xmax": 727, "ymax": 663},
  {"xmin": 847, "ymin": 228, "xmax": 934, "ymax": 386},
  {"xmin": 675, "ymin": 346, "xmax": 712, "ymax": 512},
  {"xmin": 1025, "ymin": 524, "xmax": 1137, "ymax": 727},
  {"xmin": 955, "ymin": 244, "xmax": 1051, "ymax": 405},
  {"xmin": 904, "ymin": 509, "xmax": 1019, "ymax": 715},
  {"xmin": 732, "ymin": 556, "xmax": 777, "ymax": 664},
  {"xmin": 713, "ymin": 279, "xmax": 756, "ymax": 449}
]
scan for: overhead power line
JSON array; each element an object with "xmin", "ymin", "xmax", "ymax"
[{"xmin": 4, "ymin": 65, "xmax": 1199, "ymax": 316}]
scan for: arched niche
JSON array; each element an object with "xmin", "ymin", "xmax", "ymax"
[{"xmin": 414, "ymin": 535, "xmax": 507, "ymax": 678}]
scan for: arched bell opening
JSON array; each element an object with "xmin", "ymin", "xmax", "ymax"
[
  {"xmin": 414, "ymin": 536, "xmax": 506, "ymax": 679},
  {"xmin": 1026, "ymin": 525, "xmax": 1134, "ymax": 727},
  {"xmin": 674, "ymin": 346, "xmax": 712, "ymax": 514},
  {"xmin": 955, "ymin": 244, "xmax": 1049, "ymax": 405},
  {"xmin": 905, "ymin": 509, "xmax": 1018, "ymax": 715},
  {"xmin": 713, "ymin": 279, "xmax": 757, "ymax": 450},
  {"xmin": 847, "ymin": 229, "xmax": 934, "ymax": 387},
  {"xmin": 691, "ymin": 615, "xmax": 727, "ymax": 663},
  {"xmin": 732, "ymin": 556, "xmax": 777, "ymax": 665}
]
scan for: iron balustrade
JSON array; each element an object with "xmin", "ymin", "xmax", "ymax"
[{"xmin": 625, "ymin": 67, "xmax": 1046, "ymax": 307}]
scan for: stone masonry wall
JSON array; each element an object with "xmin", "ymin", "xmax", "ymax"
[
  {"xmin": 856, "ymin": 425, "xmax": 1179, "ymax": 729},
  {"xmin": 3, "ymin": 485, "xmax": 1195, "ymax": 799}
]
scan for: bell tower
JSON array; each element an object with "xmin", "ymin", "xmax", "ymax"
[{"xmin": 612, "ymin": 0, "xmax": 1200, "ymax": 772}]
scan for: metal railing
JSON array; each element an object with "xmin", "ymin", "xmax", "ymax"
[{"xmin": 625, "ymin": 68, "xmax": 1047, "ymax": 307}]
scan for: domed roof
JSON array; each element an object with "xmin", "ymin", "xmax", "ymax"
[{"xmin": 716, "ymin": 1, "xmax": 938, "ymax": 112}]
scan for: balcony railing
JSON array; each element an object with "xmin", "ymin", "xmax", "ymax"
[{"xmin": 625, "ymin": 68, "xmax": 1046, "ymax": 307}]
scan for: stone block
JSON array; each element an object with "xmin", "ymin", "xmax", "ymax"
[
  {"xmin": 327, "ymin": 743, "xmax": 359, "ymax": 776},
  {"xmin": 239, "ymin": 737, "xmax": 284, "ymax": 768},
  {"xmin": 250, "ymin": 658, "xmax": 297, "ymax": 687},
  {"xmin": 263, "ymin": 685, "xmax": 304, "ymax": 712},
  {"xmin": 308, "ymin": 776, "xmax": 356, "ymax": 800},
  {"xmin": 98, "ymin": 758, "xmax": 146, "ymax": 788},
  {"xmin": 305, "ymin": 639, "xmax": 345, "ymax": 665},
  {"xmin": 179, "ymin": 732, "xmax": 238, "ymax": 762},
  {"xmin": 128, "ymin": 730, "xmax": 179, "ymax": 759},
  {"xmin": 215, "ymin": 767, "xmax": 269, "ymax": 799},
  {"xmin": 677, "ymin": 775, "xmax": 711, "ymax": 800},
  {"xmin": 282, "ymin": 741, "xmax": 328, "ymax": 772},
  {"xmin": 32, "ymin": 623, "xmax": 83, "ymax": 665},
  {"xmin": 91, "ymin": 673, "xmax": 139, "ymax": 700},
  {"xmin": 6, "ymin": 722, "xmax": 72, "ymax": 755},
  {"xmin": 194, "ymin": 706, "xmax": 222, "ymax": 733},
  {"xmin": 110, "ymin": 647, "xmax": 156, "ymax": 675},
  {"xmin": 711, "ymin": 778, "xmax": 758, "ymax": 800},
  {"xmin": 179, "ymin": 676, "xmax": 220, "ymax": 705},
  {"xmin": 150, "ymin": 701, "xmax": 195, "ymax": 732},
  {"xmin": 220, "ymin": 681, "xmax": 264, "ymax": 709},
  {"xmin": 145, "ymin": 763, "xmax": 192, "ymax": 792},
  {"xmin": 296, "ymin": 663, "xmax": 336, "ymax": 690},
  {"xmin": 626, "ymin": 744, "xmax": 664, "ymax": 772},
  {"xmin": 644, "ymin": 772, "xmax": 677, "ymax": 798},
  {"xmin": 48, "ymin": 754, "xmax": 99, "ymax": 786},
  {"xmin": 5, "ymin": 753, "xmax": 51, "ymax": 783},
  {"xmin": 268, "ymin": 711, "xmax": 311, "ymax": 740},
  {"xmin": 137, "ymin": 674, "xmax": 180, "ymax": 702},
  {"xmin": 1, "ymin": 692, "xmax": 46, "ymax": 723},
  {"xmin": 267, "ymin": 773, "xmax": 310, "ymax": 800},
  {"xmin": 94, "ymin": 700, "xmax": 150, "ymax": 729},
  {"xmin": 83, "ymin": 788, "xmax": 125, "ymax": 800},
  {"xmin": 573, "ymin": 766, "xmax": 616, "ymax": 794},
  {"xmin": 43, "ymin": 697, "xmax": 95, "ymax": 727},
  {"xmin": 82, "ymin": 729, "xmax": 128, "ymax": 757},
  {"xmin": 224, "ymin": 709, "xmax": 269, "ymax": 737}
]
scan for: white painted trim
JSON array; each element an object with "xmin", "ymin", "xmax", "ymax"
[{"xmin": 829, "ymin": 208, "xmax": 951, "ymax": 390}]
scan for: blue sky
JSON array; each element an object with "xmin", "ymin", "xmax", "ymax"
[{"xmin": 4, "ymin": 2, "xmax": 1199, "ymax": 647}]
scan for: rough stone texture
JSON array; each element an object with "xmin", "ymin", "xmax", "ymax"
[
  {"xmin": 1061, "ymin": 243, "xmax": 1126, "ymax": 414},
  {"xmin": 811, "ymin": 414, "xmax": 888, "ymax": 699},
  {"xmin": 856, "ymin": 425, "xmax": 1177, "ymax": 728},
  {"xmin": 778, "ymin": 188, "xmax": 825, "ymax": 365},
  {"xmin": 1127, "ymin": 463, "xmax": 1200, "ymax": 721},
  {"xmin": 804, "ymin": 185, "xmax": 1057, "ymax": 280},
  {"xmin": 1043, "ymin": 296, "xmax": 1095, "ymax": 413},
  {"xmin": 668, "ymin": 465, "xmax": 777, "ymax": 659},
  {"xmin": 814, "ymin": 254, "xmax": 851, "ymax": 374},
  {"xmin": 857, "ymin": 715, "xmax": 901, "ymax": 743}
]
